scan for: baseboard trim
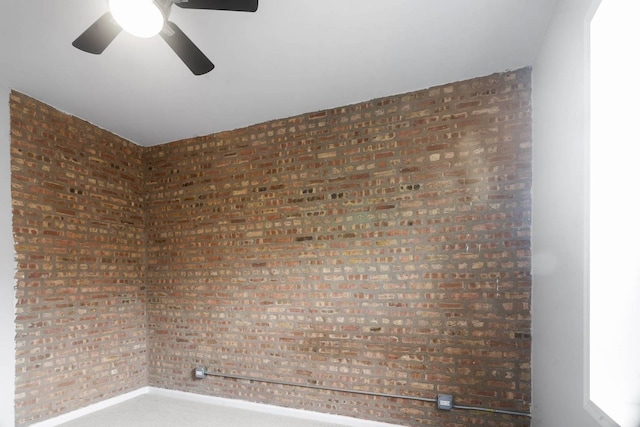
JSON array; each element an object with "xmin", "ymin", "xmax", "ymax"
[
  {"xmin": 29, "ymin": 386, "xmax": 404, "ymax": 427},
  {"xmin": 29, "ymin": 387, "xmax": 150, "ymax": 427},
  {"xmin": 148, "ymin": 387, "xmax": 404, "ymax": 427}
]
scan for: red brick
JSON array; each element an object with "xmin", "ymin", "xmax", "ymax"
[{"xmin": 11, "ymin": 68, "xmax": 532, "ymax": 427}]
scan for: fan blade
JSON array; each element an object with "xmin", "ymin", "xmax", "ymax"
[
  {"xmin": 72, "ymin": 12, "xmax": 122, "ymax": 54},
  {"xmin": 160, "ymin": 21, "xmax": 214, "ymax": 75},
  {"xmin": 174, "ymin": 0, "xmax": 258, "ymax": 12}
]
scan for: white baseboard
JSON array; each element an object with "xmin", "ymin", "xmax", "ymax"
[
  {"xmin": 29, "ymin": 387, "xmax": 150, "ymax": 427},
  {"xmin": 148, "ymin": 387, "xmax": 405, "ymax": 427},
  {"xmin": 29, "ymin": 386, "xmax": 404, "ymax": 427}
]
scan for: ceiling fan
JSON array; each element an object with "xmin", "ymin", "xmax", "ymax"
[{"xmin": 72, "ymin": 0, "xmax": 258, "ymax": 75}]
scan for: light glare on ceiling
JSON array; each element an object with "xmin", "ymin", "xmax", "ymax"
[{"xmin": 109, "ymin": 0, "xmax": 164, "ymax": 38}]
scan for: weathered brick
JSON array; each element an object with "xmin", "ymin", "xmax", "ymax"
[
  {"xmin": 144, "ymin": 69, "xmax": 531, "ymax": 426},
  {"xmin": 11, "ymin": 68, "xmax": 532, "ymax": 427},
  {"xmin": 11, "ymin": 92, "xmax": 147, "ymax": 426}
]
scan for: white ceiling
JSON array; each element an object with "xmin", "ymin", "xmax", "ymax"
[{"xmin": 4, "ymin": 0, "xmax": 558, "ymax": 147}]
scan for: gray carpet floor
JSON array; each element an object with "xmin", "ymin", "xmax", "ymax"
[{"xmin": 57, "ymin": 394, "xmax": 360, "ymax": 427}]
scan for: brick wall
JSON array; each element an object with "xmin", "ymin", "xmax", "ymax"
[
  {"xmin": 145, "ymin": 69, "xmax": 532, "ymax": 426},
  {"xmin": 11, "ymin": 68, "xmax": 531, "ymax": 426},
  {"xmin": 10, "ymin": 92, "xmax": 148, "ymax": 425}
]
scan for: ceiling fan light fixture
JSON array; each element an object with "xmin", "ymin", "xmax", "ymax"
[
  {"xmin": 109, "ymin": 0, "xmax": 164, "ymax": 38},
  {"xmin": 74, "ymin": 0, "xmax": 258, "ymax": 74}
]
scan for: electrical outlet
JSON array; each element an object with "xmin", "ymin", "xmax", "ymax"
[
  {"xmin": 437, "ymin": 394, "xmax": 453, "ymax": 410},
  {"xmin": 194, "ymin": 366, "xmax": 207, "ymax": 379}
]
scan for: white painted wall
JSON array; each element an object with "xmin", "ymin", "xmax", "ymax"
[
  {"xmin": 531, "ymin": 0, "xmax": 619, "ymax": 425},
  {"xmin": 1, "ymin": 67, "xmax": 16, "ymax": 427},
  {"xmin": 0, "ymin": 100, "xmax": 16, "ymax": 427},
  {"xmin": 0, "ymin": 3, "xmax": 16, "ymax": 425}
]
